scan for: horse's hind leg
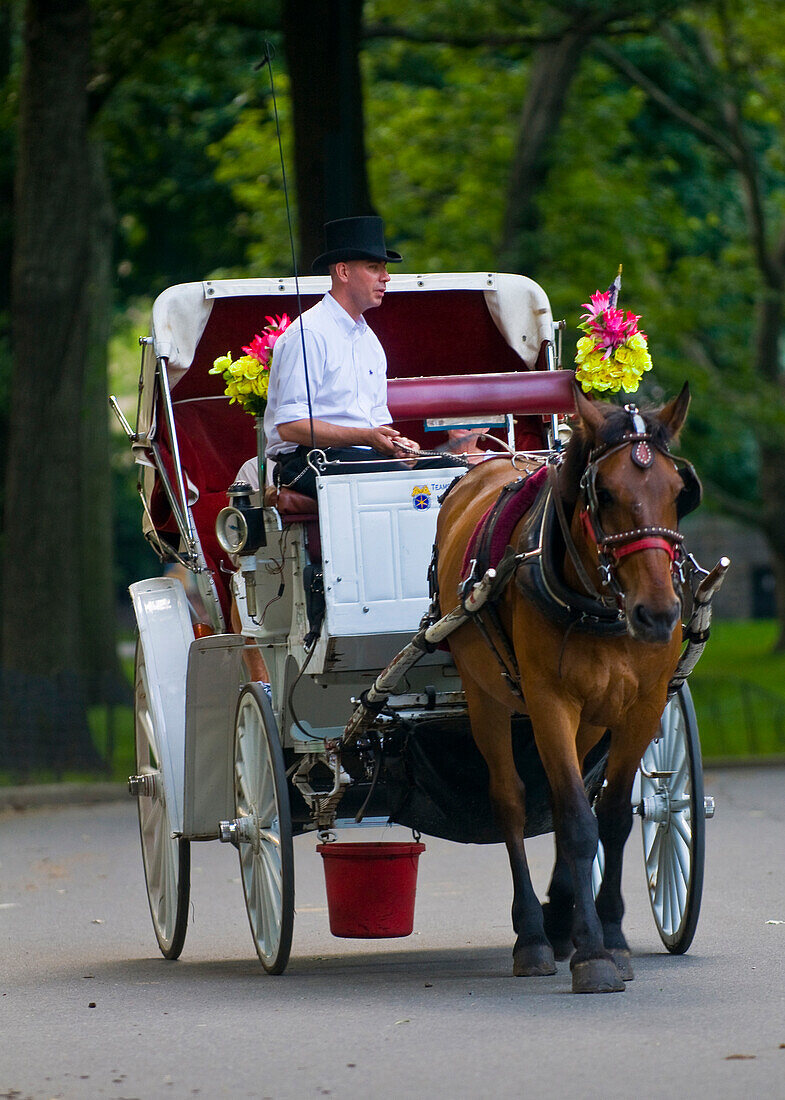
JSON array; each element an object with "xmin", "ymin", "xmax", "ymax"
[
  {"xmin": 465, "ymin": 688, "xmax": 556, "ymax": 977},
  {"xmin": 542, "ymin": 846, "xmax": 574, "ymax": 960}
]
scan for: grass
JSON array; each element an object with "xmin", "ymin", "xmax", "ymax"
[
  {"xmin": 688, "ymin": 620, "xmax": 785, "ymax": 760},
  {"xmin": 690, "ymin": 619, "xmax": 785, "ymax": 698}
]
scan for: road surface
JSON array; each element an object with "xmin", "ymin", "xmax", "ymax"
[{"xmin": 1, "ymin": 765, "xmax": 783, "ymax": 1099}]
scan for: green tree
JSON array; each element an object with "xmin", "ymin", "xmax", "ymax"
[
  {"xmin": 0, "ymin": 0, "xmax": 281, "ymax": 771},
  {"xmin": 593, "ymin": 2, "xmax": 785, "ymax": 645}
]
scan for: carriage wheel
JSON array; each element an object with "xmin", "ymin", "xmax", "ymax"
[
  {"xmin": 133, "ymin": 643, "xmax": 190, "ymax": 960},
  {"xmin": 233, "ymin": 684, "xmax": 294, "ymax": 974},
  {"xmin": 640, "ymin": 683, "xmax": 706, "ymax": 954}
]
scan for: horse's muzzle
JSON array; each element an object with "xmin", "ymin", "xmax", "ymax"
[{"xmin": 627, "ymin": 599, "xmax": 681, "ymax": 644}]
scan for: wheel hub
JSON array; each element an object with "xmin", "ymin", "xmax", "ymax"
[
  {"xmin": 128, "ymin": 772, "xmax": 159, "ymax": 798},
  {"xmin": 219, "ymin": 814, "xmax": 260, "ymax": 852}
]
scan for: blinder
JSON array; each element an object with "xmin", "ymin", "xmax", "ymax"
[
  {"xmin": 580, "ymin": 443, "xmax": 702, "ymax": 522},
  {"xmin": 675, "ymin": 457, "xmax": 702, "ymax": 519}
]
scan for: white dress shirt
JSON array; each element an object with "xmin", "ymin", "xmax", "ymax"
[{"xmin": 263, "ymin": 292, "xmax": 391, "ymax": 458}]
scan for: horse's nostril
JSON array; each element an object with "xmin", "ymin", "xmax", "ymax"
[
  {"xmin": 630, "ymin": 601, "xmax": 680, "ymax": 640},
  {"xmin": 632, "ymin": 604, "xmax": 655, "ymax": 630}
]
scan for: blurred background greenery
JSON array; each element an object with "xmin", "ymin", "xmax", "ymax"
[{"xmin": 1, "ymin": 0, "xmax": 784, "ymax": 781}]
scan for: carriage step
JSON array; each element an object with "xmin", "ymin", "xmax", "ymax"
[
  {"xmin": 128, "ymin": 773, "xmax": 158, "ymax": 798},
  {"xmin": 703, "ymin": 795, "xmax": 715, "ymax": 819}
]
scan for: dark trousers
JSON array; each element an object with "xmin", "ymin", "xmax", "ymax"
[{"xmin": 274, "ymin": 445, "xmax": 463, "ymax": 499}]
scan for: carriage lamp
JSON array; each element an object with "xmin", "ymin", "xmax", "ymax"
[
  {"xmin": 216, "ymin": 481, "xmax": 267, "ymax": 555},
  {"xmin": 216, "ymin": 481, "xmax": 268, "ymax": 619}
]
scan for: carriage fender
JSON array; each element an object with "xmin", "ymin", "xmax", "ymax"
[
  {"xmin": 130, "ymin": 576, "xmax": 195, "ymax": 836},
  {"xmin": 131, "ymin": 576, "xmax": 247, "ymax": 838}
]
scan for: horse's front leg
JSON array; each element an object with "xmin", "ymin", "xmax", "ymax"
[
  {"xmin": 594, "ymin": 714, "xmax": 664, "ymax": 982},
  {"xmin": 464, "ymin": 687, "xmax": 556, "ymax": 977},
  {"xmin": 532, "ymin": 705, "xmax": 625, "ymax": 994}
]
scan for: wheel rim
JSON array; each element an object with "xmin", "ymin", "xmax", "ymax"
[
  {"xmin": 235, "ymin": 687, "xmax": 294, "ymax": 973},
  {"xmin": 135, "ymin": 645, "xmax": 189, "ymax": 958},
  {"xmin": 640, "ymin": 688, "xmax": 704, "ymax": 953}
]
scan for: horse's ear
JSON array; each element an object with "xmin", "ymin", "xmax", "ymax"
[
  {"xmin": 657, "ymin": 382, "xmax": 691, "ymax": 441},
  {"xmin": 572, "ymin": 381, "xmax": 606, "ymax": 436}
]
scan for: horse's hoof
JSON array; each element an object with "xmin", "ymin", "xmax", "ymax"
[
  {"xmin": 610, "ymin": 949, "xmax": 634, "ymax": 981},
  {"xmin": 549, "ymin": 937, "xmax": 573, "ymax": 961},
  {"xmin": 513, "ymin": 943, "xmax": 557, "ymax": 977},
  {"xmin": 571, "ymin": 958, "xmax": 625, "ymax": 994}
]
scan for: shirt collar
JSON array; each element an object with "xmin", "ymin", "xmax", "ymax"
[{"xmin": 324, "ymin": 292, "xmax": 367, "ymax": 336}]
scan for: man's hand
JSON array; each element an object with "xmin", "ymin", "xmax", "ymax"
[
  {"xmin": 278, "ymin": 418, "xmax": 421, "ymax": 455},
  {"xmin": 364, "ymin": 425, "xmax": 420, "ymax": 456}
]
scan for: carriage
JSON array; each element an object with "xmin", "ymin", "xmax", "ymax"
[{"xmin": 113, "ymin": 271, "xmax": 724, "ymax": 984}]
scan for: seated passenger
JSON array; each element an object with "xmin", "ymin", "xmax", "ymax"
[{"xmin": 263, "ymin": 215, "xmax": 462, "ymax": 497}]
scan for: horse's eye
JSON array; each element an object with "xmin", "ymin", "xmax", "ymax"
[{"xmin": 596, "ymin": 486, "xmax": 614, "ymax": 508}]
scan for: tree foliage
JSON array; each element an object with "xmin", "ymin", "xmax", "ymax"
[{"xmin": 2, "ymin": 0, "xmax": 785, "ymax": 767}]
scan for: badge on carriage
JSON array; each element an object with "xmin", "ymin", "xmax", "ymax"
[{"xmin": 411, "ymin": 485, "xmax": 432, "ymax": 511}]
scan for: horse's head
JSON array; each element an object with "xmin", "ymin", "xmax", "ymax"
[{"xmin": 561, "ymin": 383, "xmax": 701, "ymax": 644}]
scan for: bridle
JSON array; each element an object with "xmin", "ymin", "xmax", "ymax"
[{"xmin": 571, "ymin": 405, "xmax": 701, "ymax": 604}]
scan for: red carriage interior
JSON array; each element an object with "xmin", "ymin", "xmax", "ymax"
[{"xmin": 148, "ymin": 288, "xmax": 569, "ymax": 620}]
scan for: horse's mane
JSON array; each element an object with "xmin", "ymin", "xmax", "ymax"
[{"xmin": 558, "ymin": 401, "xmax": 672, "ymax": 508}]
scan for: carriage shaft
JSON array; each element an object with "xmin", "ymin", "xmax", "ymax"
[{"xmin": 341, "ymin": 568, "xmax": 500, "ymax": 747}]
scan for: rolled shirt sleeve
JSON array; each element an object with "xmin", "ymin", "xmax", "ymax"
[{"xmin": 264, "ymin": 295, "xmax": 391, "ymax": 457}]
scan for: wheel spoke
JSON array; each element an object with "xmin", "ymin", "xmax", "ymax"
[
  {"xmin": 666, "ymin": 845, "xmax": 682, "ymax": 933},
  {"xmin": 669, "ymin": 818, "xmax": 692, "ymax": 884},
  {"xmin": 644, "ymin": 822, "xmax": 662, "ymax": 873},
  {"xmin": 671, "ymin": 810, "xmax": 694, "ymax": 852},
  {"xmin": 642, "ymin": 687, "xmax": 704, "ymax": 954},
  {"xmin": 235, "ymin": 686, "xmax": 293, "ymax": 973},
  {"xmin": 235, "ymin": 754, "xmax": 254, "ymax": 814}
]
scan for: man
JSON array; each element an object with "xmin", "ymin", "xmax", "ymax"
[{"xmin": 263, "ymin": 215, "xmax": 457, "ymax": 496}]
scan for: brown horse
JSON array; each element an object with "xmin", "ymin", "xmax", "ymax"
[{"xmin": 436, "ymin": 384, "xmax": 696, "ymax": 993}]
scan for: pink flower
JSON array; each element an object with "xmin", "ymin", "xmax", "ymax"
[
  {"xmin": 579, "ymin": 290, "xmax": 643, "ymax": 357},
  {"xmin": 242, "ymin": 334, "xmax": 270, "ymax": 362},
  {"xmin": 241, "ymin": 314, "xmax": 291, "ymax": 369},
  {"xmin": 580, "ymin": 291, "xmax": 612, "ymax": 324}
]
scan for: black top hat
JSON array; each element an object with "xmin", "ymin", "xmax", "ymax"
[{"xmin": 311, "ymin": 216, "xmax": 402, "ymax": 275}]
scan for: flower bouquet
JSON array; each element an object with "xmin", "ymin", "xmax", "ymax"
[
  {"xmin": 209, "ymin": 313, "xmax": 291, "ymax": 417},
  {"xmin": 574, "ymin": 276, "xmax": 652, "ymax": 395}
]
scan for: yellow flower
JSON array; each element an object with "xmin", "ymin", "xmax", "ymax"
[{"xmin": 210, "ymin": 353, "xmax": 233, "ymax": 375}]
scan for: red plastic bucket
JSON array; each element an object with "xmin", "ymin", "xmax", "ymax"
[{"xmin": 316, "ymin": 841, "xmax": 426, "ymax": 938}]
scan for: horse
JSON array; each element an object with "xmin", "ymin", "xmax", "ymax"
[{"xmin": 435, "ymin": 383, "xmax": 699, "ymax": 993}]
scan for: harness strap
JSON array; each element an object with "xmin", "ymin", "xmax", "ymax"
[
  {"xmin": 549, "ymin": 465, "xmax": 608, "ymax": 603},
  {"xmin": 472, "ymin": 610, "xmax": 527, "ymax": 702}
]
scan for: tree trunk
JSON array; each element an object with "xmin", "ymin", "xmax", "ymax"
[
  {"xmin": 754, "ymin": 291, "xmax": 785, "ymax": 648},
  {"xmin": 281, "ymin": 0, "xmax": 374, "ymax": 271},
  {"xmin": 498, "ymin": 27, "xmax": 595, "ymax": 277},
  {"xmin": 80, "ymin": 143, "xmax": 123, "ymax": 695},
  {"xmin": 1, "ymin": 0, "xmax": 103, "ymax": 771}
]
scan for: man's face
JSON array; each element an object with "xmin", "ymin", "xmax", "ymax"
[{"xmin": 341, "ymin": 259, "xmax": 390, "ymax": 315}]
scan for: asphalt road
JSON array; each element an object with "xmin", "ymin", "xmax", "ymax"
[{"xmin": 1, "ymin": 766, "xmax": 784, "ymax": 1100}]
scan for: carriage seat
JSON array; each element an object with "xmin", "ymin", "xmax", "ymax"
[{"xmin": 264, "ymin": 485, "xmax": 322, "ymax": 562}]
